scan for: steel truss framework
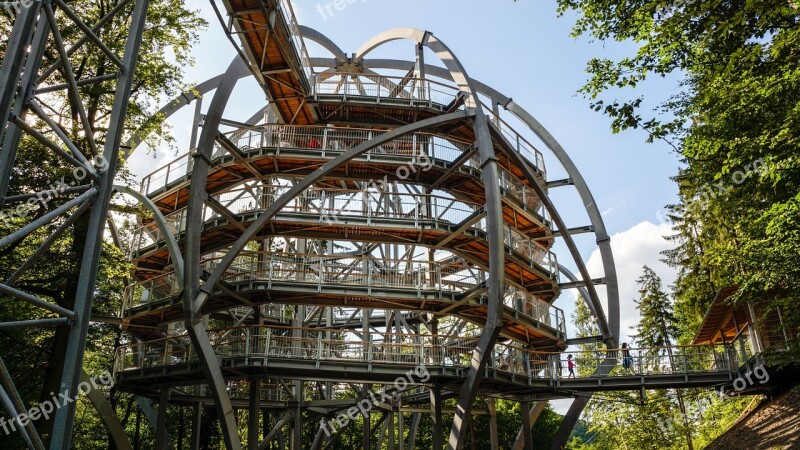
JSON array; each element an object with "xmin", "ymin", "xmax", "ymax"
[{"xmin": 9, "ymin": 2, "xmax": 755, "ymax": 450}]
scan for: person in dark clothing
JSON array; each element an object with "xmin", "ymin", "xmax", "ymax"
[{"xmin": 621, "ymin": 342, "xmax": 633, "ymax": 372}]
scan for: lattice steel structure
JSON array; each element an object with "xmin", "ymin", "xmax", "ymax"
[
  {"xmin": 106, "ymin": 2, "xmax": 627, "ymax": 447},
  {"xmin": 0, "ymin": 1, "xmax": 639, "ymax": 449}
]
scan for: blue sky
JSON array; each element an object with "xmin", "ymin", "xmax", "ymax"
[{"xmin": 126, "ymin": 0, "xmax": 685, "ymax": 375}]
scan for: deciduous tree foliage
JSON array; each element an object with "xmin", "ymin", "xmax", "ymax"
[
  {"xmin": 0, "ymin": 1, "xmax": 205, "ymax": 447},
  {"xmin": 554, "ymin": 0, "xmax": 799, "ymax": 353},
  {"xmin": 566, "ymin": 290, "xmax": 750, "ymax": 449}
]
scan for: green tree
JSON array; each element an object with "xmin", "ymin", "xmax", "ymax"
[
  {"xmin": 0, "ymin": 1, "xmax": 206, "ymax": 447},
  {"xmin": 555, "ymin": 0, "xmax": 800, "ymax": 345},
  {"xmin": 633, "ymin": 266, "xmax": 694, "ymax": 449},
  {"xmin": 568, "ymin": 292, "xmax": 684, "ymax": 450},
  {"xmin": 632, "ymin": 266, "xmax": 678, "ymax": 349}
]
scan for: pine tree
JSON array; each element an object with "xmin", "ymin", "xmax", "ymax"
[
  {"xmin": 633, "ymin": 266, "xmax": 694, "ymax": 450},
  {"xmin": 632, "ymin": 266, "xmax": 678, "ymax": 349}
]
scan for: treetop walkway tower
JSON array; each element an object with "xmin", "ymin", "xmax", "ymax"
[
  {"xmin": 3, "ymin": 2, "xmax": 771, "ymax": 450},
  {"xmin": 112, "ymin": 2, "xmax": 621, "ymax": 446}
]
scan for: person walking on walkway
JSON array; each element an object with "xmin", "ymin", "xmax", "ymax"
[
  {"xmin": 621, "ymin": 343, "xmax": 633, "ymax": 373},
  {"xmin": 567, "ymin": 354, "xmax": 576, "ymax": 378}
]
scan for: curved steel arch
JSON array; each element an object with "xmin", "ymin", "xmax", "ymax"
[
  {"xmin": 348, "ymin": 27, "xmax": 506, "ymax": 450},
  {"xmin": 111, "ymin": 185, "xmax": 185, "ymax": 286},
  {"xmin": 182, "ymin": 56, "xmax": 250, "ymax": 450},
  {"xmin": 124, "ymin": 74, "xmax": 224, "ymax": 157},
  {"xmin": 304, "ymin": 27, "xmax": 620, "ymax": 449},
  {"xmin": 307, "ymin": 45, "xmax": 619, "ymax": 346},
  {"xmin": 298, "ymin": 25, "xmax": 347, "ymax": 64}
]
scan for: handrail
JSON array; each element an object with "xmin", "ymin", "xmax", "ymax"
[
  {"xmin": 122, "ymin": 252, "xmax": 565, "ymax": 334},
  {"xmin": 277, "ymin": 0, "xmax": 315, "ymax": 83},
  {"xmin": 138, "ymin": 123, "xmax": 547, "ymax": 198},
  {"xmin": 128, "ymin": 185, "xmax": 559, "ymax": 279},
  {"xmin": 314, "ymin": 72, "xmax": 461, "ymax": 108},
  {"xmin": 139, "ymin": 125, "xmax": 474, "ymax": 196},
  {"xmin": 483, "ymin": 102, "xmax": 547, "ymax": 174},
  {"xmin": 114, "ymin": 327, "xmax": 738, "ymax": 381}
]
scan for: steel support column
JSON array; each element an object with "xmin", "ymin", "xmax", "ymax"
[
  {"xmin": 249, "ymin": 380, "xmax": 262, "ymax": 450},
  {"xmin": 155, "ymin": 389, "xmax": 171, "ymax": 450},
  {"xmin": 0, "ymin": 5, "xmax": 48, "ymax": 199},
  {"xmin": 488, "ymin": 399, "xmax": 499, "ymax": 450},
  {"xmin": 520, "ymin": 401, "xmax": 533, "ymax": 450},
  {"xmin": 430, "ymin": 384, "xmax": 443, "ymax": 450},
  {"xmin": 191, "ymin": 404, "xmax": 202, "ymax": 450},
  {"xmin": 512, "ymin": 401, "xmax": 546, "ymax": 450},
  {"xmin": 49, "ymin": 2, "xmax": 150, "ymax": 448},
  {"xmin": 182, "ymin": 56, "xmax": 249, "ymax": 450},
  {"xmin": 362, "ymin": 385, "xmax": 372, "ymax": 450}
]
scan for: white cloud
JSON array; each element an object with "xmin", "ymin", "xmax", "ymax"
[{"xmin": 586, "ymin": 220, "xmax": 677, "ymax": 345}]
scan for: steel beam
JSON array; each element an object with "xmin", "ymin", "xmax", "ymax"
[
  {"xmin": 112, "ymin": 186, "xmax": 185, "ymax": 285},
  {"xmin": 0, "ymin": 6, "xmax": 49, "ymax": 199},
  {"xmin": 257, "ymin": 412, "xmax": 294, "ymax": 450},
  {"xmin": 49, "ymin": 1, "xmax": 150, "ymax": 448},
  {"xmin": 182, "ymin": 56, "xmax": 249, "ymax": 450},
  {"xmin": 0, "ymin": 1, "xmax": 43, "ymax": 152},
  {"xmin": 198, "ymin": 110, "xmax": 472, "ymax": 306},
  {"xmin": 430, "ymin": 384, "xmax": 443, "ymax": 450},
  {"xmin": 80, "ymin": 371, "xmax": 133, "ymax": 450},
  {"xmin": 155, "ymin": 389, "xmax": 171, "ymax": 450},
  {"xmin": 519, "ymin": 401, "xmax": 534, "ymax": 450},
  {"xmin": 0, "ymin": 354, "xmax": 45, "ymax": 449},
  {"xmin": 249, "ymin": 380, "xmax": 262, "ymax": 450},
  {"xmin": 512, "ymin": 401, "xmax": 546, "ymax": 450}
]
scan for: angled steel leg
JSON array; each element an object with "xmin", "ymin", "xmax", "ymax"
[
  {"xmin": 0, "ymin": 354, "xmax": 44, "ymax": 449},
  {"xmin": 0, "ymin": 5, "xmax": 48, "ymax": 199},
  {"xmin": 430, "ymin": 384, "xmax": 443, "ymax": 450},
  {"xmin": 81, "ymin": 371, "xmax": 133, "ymax": 450},
  {"xmin": 249, "ymin": 380, "xmax": 262, "ymax": 450}
]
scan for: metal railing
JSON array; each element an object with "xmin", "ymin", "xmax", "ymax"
[
  {"xmin": 499, "ymin": 166, "xmax": 549, "ymax": 224},
  {"xmin": 484, "ymin": 103, "xmax": 547, "ymax": 174},
  {"xmin": 138, "ymin": 123, "xmax": 546, "ymax": 197},
  {"xmin": 129, "ymin": 184, "xmax": 559, "ymax": 280},
  {"xmin": 172, "ymin": 382, "xmax": 289, "ymax": 403},
  {"xmin": 277, "ymin": 0, "xmax": 315, "ymax": 83},
  {"xmin": 130, "ymin": 187, "xmax": 484, "ymax": 248},
  {"xmin": 314, "ymin": 73, "xmax": 461, "ymax": 109},
  {"xmin": 505, "ymin": 225, "xmax": 559, "ymax": 281},
  {"xmin": 548, "ymin": 344, "xmax": 739, "ymax": 380},
  {"xmin": 504, "ymin": 285, "xmax": 564, "ymax": 332},
  {"xmin": 122, "ymin": 253, "xmax": 565, "ymax": 334},
  {"xmin": 115, "ymin": 328, "xmax": 737, "ymax": 383}
]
